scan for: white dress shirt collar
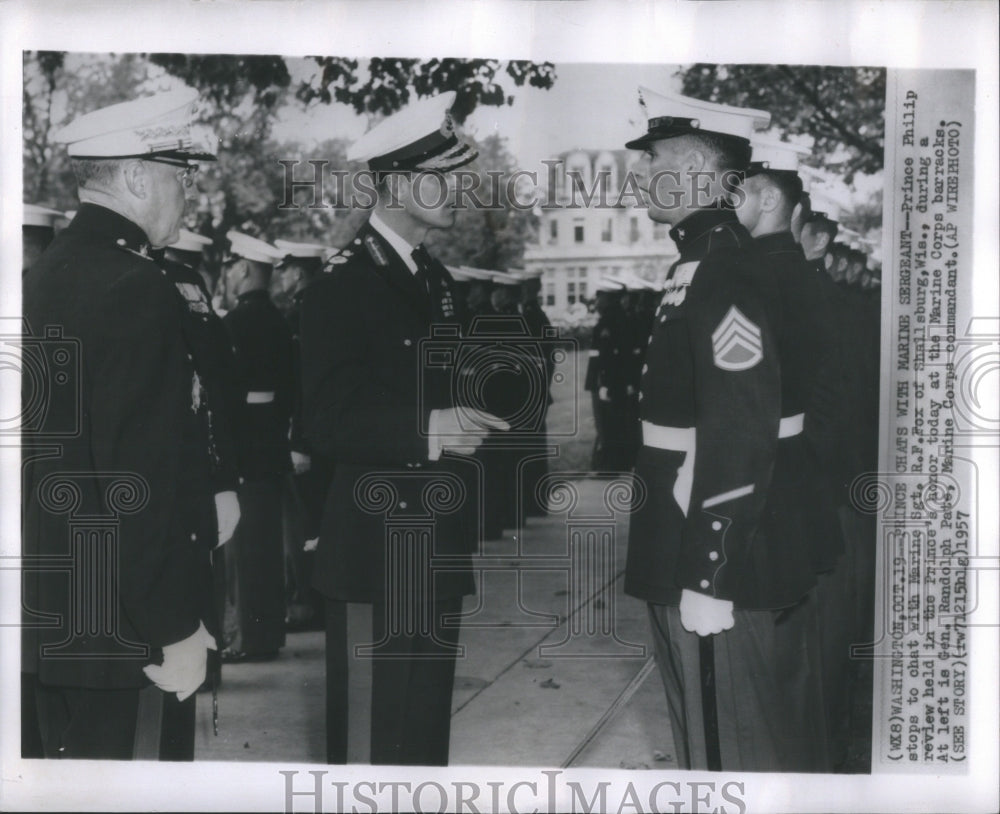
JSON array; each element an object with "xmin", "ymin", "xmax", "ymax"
[{"xmin": 368, "ymin": 212, "xmax": 419, "ymax": 275}]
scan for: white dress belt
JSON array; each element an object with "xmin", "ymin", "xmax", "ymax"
[
  {"xmin": 246, "ymin": 391, "xmax": 276, "ymax": 404},
  {"xmin": 640, "ymin": 413, "xmax": 805, "ymax": 515}
]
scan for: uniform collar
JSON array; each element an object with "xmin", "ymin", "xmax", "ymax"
[
  {"xmin": 753, "ymin": 230, "xmax": 803, "ymax": 254},
  {"xmin": 68, "ymin": 203, "xmax": 152, "ymax": 256},
  {"xmin": 668, "ymin": 206, "xmax": 748, "ymax": 259},
  {"xmin": 368, "ymin": 212, "xmax": 419, "ymax": 274}
]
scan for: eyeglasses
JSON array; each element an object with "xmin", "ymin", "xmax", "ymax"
[{"xmin": 145, "ymin": 158, "xmax": 200, "ymax": 188}]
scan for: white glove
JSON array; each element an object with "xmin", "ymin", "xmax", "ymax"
[
  {"xmin": 303, "ymin": 537, "xmax": 319, "ymax": 552},
  {"xmin": 291, "ymin": 450, "xmax": 311, "ymax": 475},
  {"xmin": 214, "ymin": 490, "xmax": 240, "ymax": 547},
  {"xmin": 679, "ymin": 588, "xmax": 735, "ymax": 636},
  {"xmin": 142, "ymin": 621, "xmax": 217, "ymax": 702},
  {"xmin": 598, "ymin": 386, "xmax": 610, "ymax": 402},
  {"xmin": 428, "ymin": 407, "xmax": 510, "ymax": 459}
]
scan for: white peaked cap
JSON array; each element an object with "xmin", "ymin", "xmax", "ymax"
[
  {"xmin": 226, "ymin": 230, "xmax": 284, "ymax": 265},
  {"xmin": 635, "ymin": 86, "xmax": 771, "ymax": 141},
  {"xmin": 749, "ymin": 138, "xmax": 812, "ymax": 172},
  {"xmin": 455, "ymin": 266, "xmax": 495, "ymax": 282},
  {"xmin": 169, "ymin": 228, "xmax": 213, "ymax": 253},
  {"xmin": 489, "ymin": 270, "xmax": 521, "ymax": 286},
  {"xmin": 594, "ymin": 276, "xmax": 627, "ymax": 293},
  {"xmin": 53, "ymin": 87, "xmax": 217, "ymax": 160},
  {"xmin": 346, "ymin": 91, "xmax": 478, "ymax": 173},
  {"xmin": 274, "ymin": 239, "xmax": 328, "ymax": 259},
  {"xmin": 23, "ymin": 204, "xmax": 65, "ymax": 228},
  {"xmin": 809, "ymin": 188, "xmax": 847, "ymax": 223}
]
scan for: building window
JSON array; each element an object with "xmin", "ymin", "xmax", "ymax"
[
  {"xmin": 573, "ymin": 220, "xmax": 585, "ymax": 243},
  {"xmin": 629, "ymin": 216, "xmax": 639, "ymax": 243},
  {"xmin": 579, "ymin": 281, "xmax": 588, "ymax": 300},
  {"xmin": 601, "ymin": 217, "xmax": 613, "ymax": 242},
  {"xmin": 653, "ymin": 222, "xmax": 667, "ymax": 240},
  {"xmin": 549, "ymin": 219, "xmax": 558, "ymax": 243},
  {"xmin": 567, "ymin": 281, "xmax": 577, "ymax": 305},
  {"xmin": 545, "ymin": 282, "xmax": 555, "ymax": 306},
  {"xmin": 578, "ymin": 266, "xmax": 588, "ymax": 279}
]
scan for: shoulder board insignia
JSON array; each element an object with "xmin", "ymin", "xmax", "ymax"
[
  {"xmin": 364, "ymin": 234, "xmax": 390, "ymax": 267},
  {"xmin": 661, "ymin": 261, "xmax": 699, "ymax": 307},
  {"xmin": 115, "ymin": 239, "xmax": 154, "ymax": 262},
  {"xmin": 711, "ymin": 306, "xmax": 763, "ymax": 371},
  {"xmin": 324, "ymin": 253, "xmax": 350, "ymax": 271}
]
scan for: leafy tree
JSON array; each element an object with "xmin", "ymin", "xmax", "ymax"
[
  {"xmin": 297, "ymin": 57, "xmax": 556, "ymax": 123},
  {"xmin": 678, "ymin": 64, "xmax": 885, "ymax": 183}
]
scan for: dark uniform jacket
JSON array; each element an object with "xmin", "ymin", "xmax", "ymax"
[
  {"xmin": 753, "ymin": 232, "xmax": 843, "ymax": 574},
  {"xmin": 300, "ymin": 220, "xmax": 478, "ymax": 603},
  {"xmin": 21, "ymin": 203, "xmax": 215, "ymax": 689},
  {"xmin": 626, "ymin": 208, "xmax": 797, "ymax": 610},
  {"xmin": 159, "ymin": 255, "xmax": 241, "ymax": 495},
  {"xmin": 223, "ymin": 290, "xmax": 295, "ymax": 480}
]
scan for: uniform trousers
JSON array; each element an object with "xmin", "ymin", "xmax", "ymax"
[
  {"xmin": 647, "ymin": 597, "xmax": 830, "ymax": 772},
  {"xmin": 815, "ymin": 506, "xmax": 877, "ymax": 766},
  {"xmin": 324, "ymin": 597, "xmax": 462, "ymax": 766},
  {"xmin": 30, "ymin": 677, "xmax": 195, "ymax": 760},
  {"xmin": 225, "ymin": 476, "xmax": 286, "ymax": 655}
]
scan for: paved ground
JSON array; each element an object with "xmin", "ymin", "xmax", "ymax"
[
  {"xmin": 195, "ymin": 477, "xmax": 677, "ymax": 768},
  {"xmin": 195, "ymin": 475, "xmax": 873, "ymax": 771}
]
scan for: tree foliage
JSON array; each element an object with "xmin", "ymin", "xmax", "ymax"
[
  {"xmin": 298, "ymin": 57, "xmax": 556, "ymax": 123},
  {"xmin": 22, "ymin": 52, "xmax": 554, "ymax": 269},
  {"xmin": 678, "ymin": 64, "xmax": 885, "ymax": 183}
]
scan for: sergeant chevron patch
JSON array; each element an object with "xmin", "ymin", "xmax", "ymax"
[{"xmin": 711, "ymin": 306, "xmax": 763, "ymax": 370}]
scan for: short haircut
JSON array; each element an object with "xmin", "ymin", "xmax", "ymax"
[
  {"xmin": 761, "ymin": 170, "xmax": 804, "ymax": 212},
  {"xmin": 70, "ymin": 158, "xmax": 124, "ymax": 190},
  {"xmin": 678, "ymin": 132, "xmax": 753, "ymax": 173}
]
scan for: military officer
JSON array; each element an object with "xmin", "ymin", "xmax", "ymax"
[
  {"xmin": 300, "ymin": 92, "xmax": 507, "ymax": 765},
  {"xmin": 623, "ymin": 88, "xmax": 825, "ymax": 771},
  {"xmin": 517, "ymin": 269, "xmax": 556, "ymax": 516},
  {"xmin": 219, "ymin": 231, "xmax": 295, "ymax": 661},
  {"xmin": 273, "ymin": 239, "xmax": 330, "ymax": 630},
  {"xmin": 587, "ymin": 278, "xmax": 631, "ymax": 471},
  {"xmin": 22, "ymin": 88, "xmax": 218, "ymax": 759},
  {"xmin": 159, "ymin": 227, "xmax": 243, "ymax": 692}
]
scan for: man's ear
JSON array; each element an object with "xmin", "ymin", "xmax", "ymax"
[
  {"xmin": 121, "ymin": 160, "xmax": 147, "ymax": 199},
  {"xmin": 759, "ymin": 182, "xmax": 780, "ymax": 213},
  {"xmin": 684, "ymin": 148, "xmax": 707, "ymax": 174}
]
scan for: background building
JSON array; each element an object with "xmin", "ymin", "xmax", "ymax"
[{"xmin": 522, "ymin": 149, "xmax": 678, "ymax": 320}]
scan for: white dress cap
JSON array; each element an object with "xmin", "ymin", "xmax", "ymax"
[
  {"xmin": 53, "ymin": 87, "xmax": 217, "ymax": 161},
  {"xmin": 749, "ymin": 138, "xmax": 812, "ymax": 172},
  {"xmin": 636, "ymin": 86, "xmax": 772, "ymax": 141},
  {"xmin": 808, "ymin": 188, "xmax": 845, "ymax": 223},
  {"xmin": 274, "ymin": 239, "xmax": 329, "ymax": 259},
  {"xmin": 346, "ymin": 91, "xmax": 478, "ymax": 173},
  {"xmin": 23, "ymin": 204, "xmax": 65, "ymax": 228},
  {"xmin": 226, "ymin": 230, "xmax": 284, "ymax": 265},
  {"xmin": 170, "ymin": 228, "xmax": 214, "ymax": 253}
]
